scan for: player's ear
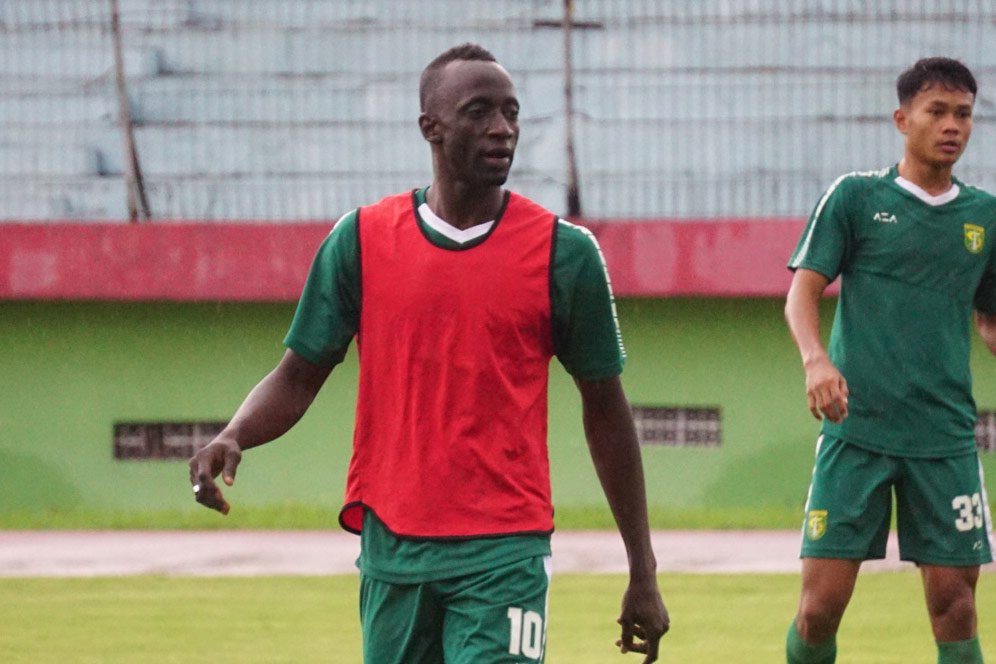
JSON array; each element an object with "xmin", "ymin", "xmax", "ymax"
[
  {"xmin": 419, "ymin": 112, "xmax": 442, "ymax": 144},
  {"xmin": 893, "ymin": 106, "xmax": 908, "ymax": 135}
]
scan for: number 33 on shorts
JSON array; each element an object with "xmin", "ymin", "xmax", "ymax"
[{"xmin": 952, "ymin": 493, "xmax": 985, "ymax": 532}]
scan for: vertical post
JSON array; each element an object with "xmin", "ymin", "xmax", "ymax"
[
  {"xmin": 563, "ymin": 0, "xmax": 582, "ymax": 217},
  {"xmin": 110, "ymin": 0, "xmax": 151, "ymax": 221}
]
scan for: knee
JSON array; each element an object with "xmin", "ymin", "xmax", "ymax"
[
  {"xmin": 796, "ymin": 593, "xmax": 848, "ymax": 643},
  {"xmin": 922, "ymin": 565, "xmax": 980, "ymax": 640},
  {"xmin": 927, "ymin": 588, "xmax": 977, "ymax": 632}
]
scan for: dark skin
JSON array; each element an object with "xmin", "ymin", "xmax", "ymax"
[
  {"xmin": 576, "ymin": 376, "xmax": 670, "ymax": 662},
  {"xmin": 188, "ymin": 349, "xmax": 330, "ymax": 515},
  {"xmin": 417, "ymin": 59, "xmax": 520, "ymax": 229},
  {"xmin": 190, "ymin": 56, "xmax": 668, "ymax": 661}
]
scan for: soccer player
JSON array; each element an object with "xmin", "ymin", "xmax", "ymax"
[
  {"xmin": 188, "ymin": 43, "xmax": 668, "ymax": 663},
  {"xmin": 784, "ymin": 57, "xmax": 995, "ymax": 664}
]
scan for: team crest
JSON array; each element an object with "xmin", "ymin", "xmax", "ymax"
[
  {"xmin": 806, "ymin": 510, "xmax": 828, "ymax": 541},
  {"xmin": 964, "ymin": 224, "xmax": 985, "ymax": 254}
]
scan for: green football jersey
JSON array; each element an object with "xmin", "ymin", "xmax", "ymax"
[
  {"xmin": 284, "ymin": 187, "xmax": 625, "ymax": 581},
  {"xmin": 789, "ymin": 165, "xmax": 996, "ymax": 458}
]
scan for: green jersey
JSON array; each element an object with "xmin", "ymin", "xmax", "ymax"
[
  {"xmin": 285, "ymin": 187, "xmax": 625, "ymax": 581},
  {"xmin": 789, "ymin": 165, "xmax": 996, "ymax": 458}
]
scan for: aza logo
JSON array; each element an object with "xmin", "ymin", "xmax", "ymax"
[
  {"xmin": 873, "ymin": 211, "xmax": 898, "ymax": 224},
  {"xmin": 806, "ymin": 510, "xmax": 828, "ymax": 541},
  {"xmin": 964, "ymin": 223, "xmax": 985, "ymax": 254}
]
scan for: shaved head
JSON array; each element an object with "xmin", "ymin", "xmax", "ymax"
[{"xmin": 419, "ymin": 43, "xmax": 498, "ymax": 112}]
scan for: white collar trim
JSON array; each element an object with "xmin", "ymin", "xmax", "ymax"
[
  {"xmin": 418, "ymin": 202, "xmax": 494, "ymax": 244},
  {"xmin": 894, "ymin": 176, "xmax": 960, "ymax": 206}
]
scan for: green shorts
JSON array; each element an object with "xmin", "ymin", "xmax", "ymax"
[
  {"xmin": 359, "ymin": 554, "xmax": 552, "ymax": 664},
  {"xmin": 801, "ymin": 435, "xmax": 993, "ymax": 566}
]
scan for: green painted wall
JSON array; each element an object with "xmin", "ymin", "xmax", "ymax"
[{"xmin": 2, "ymin": 299, "xmax": 995, "ymax": 522}]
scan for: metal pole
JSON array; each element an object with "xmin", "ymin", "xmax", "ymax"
[
  {"xmin": 110, "ymin": 0, "xmax": 151, "ymax": 221},
  {"xmin": 563, "ymin": 0, "xmax": 582, "ymax": 217}
]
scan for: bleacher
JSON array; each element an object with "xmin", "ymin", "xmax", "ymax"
[{"xmin": 2, "ymin": 0, "xmax": 995, "ymax": 221}]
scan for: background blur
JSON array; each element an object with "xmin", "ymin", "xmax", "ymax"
[
  {"xmin": 2, "ymin": 0, "xmax": 995, "ymax": 527},
  {"xmin": 3, "ymin": 0, "xmax": 996, "ymax": 220}
]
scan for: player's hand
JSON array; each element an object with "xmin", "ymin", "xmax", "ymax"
[
  {"xmin": 188, "ymin": 436, "xmax": 242, "ymax": 515},
  {"xmin": 803, "ymin": 354, "xmax": 849, "ymax": 423},
  {"xmin": 615, "ymin": 577, "xmax": 669, "ymax": 662}
]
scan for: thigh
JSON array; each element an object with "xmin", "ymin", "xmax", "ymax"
[
  {"xmin": 359, "ymin": 574, "xmax": 444, "ymax": 664},
  {"xmin": 438, "ymin": 555, "xmax": 552, "ymax": 664},
  {"xmin": 895, "ymin": 452, "xmax": 994, "ymax": 565},
  {"xmin": 801, "ymin": 435, "xmax": 894, "ymax": 560}
]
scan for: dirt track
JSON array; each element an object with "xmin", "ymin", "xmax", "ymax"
[{"xmin": 0, "ymin": 529, "xmax": 956, "ymax": 577}]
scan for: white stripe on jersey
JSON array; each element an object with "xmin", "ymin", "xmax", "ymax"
[
  {"xmin": 558, "ymin": 218, "xmax": 627, "ymax": 361},
  {"xmin": 978, "ymin": 457, "xmax": 995, "ymax": 554},
  {"xmin": 800, "ymin": 434, "xmax": 825, "ymax": 536},
  {"xmin": 540, "ymin": 554, "xmax": 552, "ymax": 660},
  {"xmin": 789, "ymin": 168, "xmax": 890, "ymax": 269},
  {"xmin": 329, "ymin": 210, "xmax": 355, "ymax": 236}
]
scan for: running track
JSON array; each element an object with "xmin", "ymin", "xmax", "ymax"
[{"xmin": 0, "ymin": 530, "xmax": 955, "ymax": 577}]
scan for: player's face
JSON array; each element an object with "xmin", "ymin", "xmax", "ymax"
[
  {"xmin": 895, "ymin": 83, "xmax": 974, "ymax": 170},
  {"xmin": 422, "ymin": 60, "xmax": 520, "ymax": 188}
]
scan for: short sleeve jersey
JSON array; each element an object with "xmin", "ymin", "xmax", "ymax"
[
  {"xmin": 284, "ymin": 187, "xmax": 626, "ymax": 581},
  {"xmin": 789, "ymin": 165, "xmax": 996, "ymax": 458}
]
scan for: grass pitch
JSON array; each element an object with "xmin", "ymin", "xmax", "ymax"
[{"xmin": 1, "ymin": 572, "xmax": 992, "ymax": 663}]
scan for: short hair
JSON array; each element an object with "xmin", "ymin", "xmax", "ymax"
[
  {"xmin": 896, "ymin": 57, "xmax": 977, "ymax": 105},
  {"xmin": 419, "ymin": 43, "xmax": 498, "ymax": 111}
]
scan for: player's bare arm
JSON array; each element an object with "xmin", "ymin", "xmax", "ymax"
[
  {"xmin": 575, "ymin": 376, "xmax": 669, "ymax": 663},
  {"xmin": 785, "ymin": 268, "xmax": 849, "ymax": 423},
  {"xmin": 189, "ymin": 348, "xmax": 332, "ymax": 514},
  {"xmin": 974, "ymin": 311, "xmax": 996, "ymax": 355}
]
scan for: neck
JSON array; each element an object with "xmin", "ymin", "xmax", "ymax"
[
  {"xmin": 425, "ymin": 179, "xmax": 505, "ymax": 230},
  {"xmin": 897, "ymin": 158, "xmax": 954, "ymax": 196}
]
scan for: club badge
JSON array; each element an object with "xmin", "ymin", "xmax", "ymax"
[
  {"xmin": 964, "ymin": 223, "xmax": 985, "ymax": 254},
  {"xmin": 806, "ymin": 509, "xmax": 828, "ymax": 540}
]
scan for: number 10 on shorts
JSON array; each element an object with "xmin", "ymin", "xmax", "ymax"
[
  {"xmin": 507, "ymin": 606, "xmax": 544, "ymax": 659},
  {"xmin": 952, "ymin": 493, "xmax": 985, "ymax": 532}
]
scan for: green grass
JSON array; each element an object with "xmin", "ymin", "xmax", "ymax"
[
  {"xmin": 0, "ymin": 503, "xmax": 807, "ymax": 530},
  {"xmin": 0, "ymin": 504, "xmax": 345, "ymax": 531},
  {"xmin": 1, "ymin": 572, "xmax": 993, "ymax": 663}
]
